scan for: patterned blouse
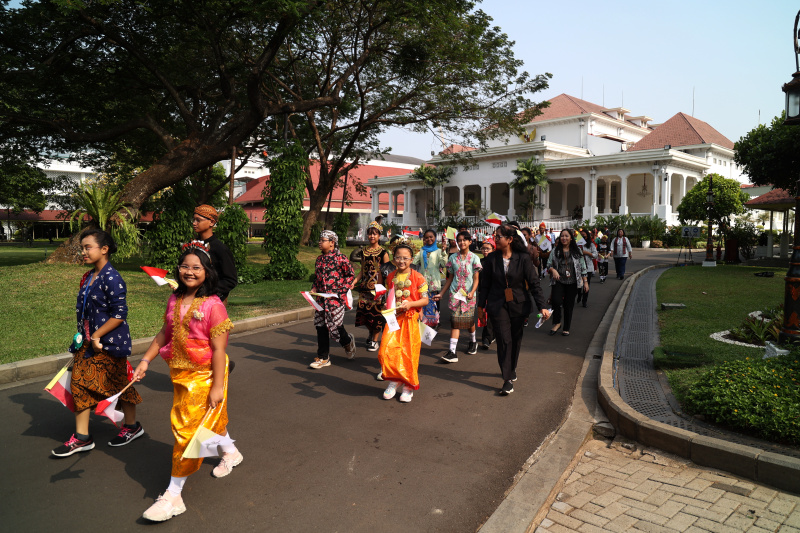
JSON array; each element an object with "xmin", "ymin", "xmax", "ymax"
[
  {"xmin": 159, "ymin": 294, "xmax": 234, "ymax": 369},
  {"xmin": 312, "ymin": 250, "xmax": 355, "ymax": 312},
  {"xmin": 445, "ymin": 251, "xmax": 482, "ymax": 313},
  {"xmin": 71, "ymin": 263, "xmax": 131, "ymax": 358}
]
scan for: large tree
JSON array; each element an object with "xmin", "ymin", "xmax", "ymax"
[
  {"xmin": 735, "ymin": 112, "xmax": 800, "ymax": 192},
  {"xmin": 1, "ymin": 0, "xmax": 551, "ymax": 245},
  {"xmin": 677, "ymin": 173, "xmax": 750, "ymax": 228}
]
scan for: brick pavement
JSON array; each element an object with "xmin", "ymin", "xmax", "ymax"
[{"xmin": 536, "ymin": 437, "xmax": 800, "ymax": 533}]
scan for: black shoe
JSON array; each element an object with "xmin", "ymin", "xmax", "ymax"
[
  {"xmin": 366, "ymin": 340, "xmax": 379, "ymax": 352},
  {"xmin": 440, "ymin": 351, "xmax": 458, "ymax": 363},
  {"xmin": 500, "ymin": 381, "xmax": 514, "ymax": 395},
  {"xmin": 466, "ymin": 342, "xmax": 478, "ymax": 355},
  {"xmin": 52, "ymin": 434, "xmax": 95, "ymax": 457},
  {"xmin": 582, "ymin": 301, "xmax": 588, "ymax": 308},
  {"xmin": 480, "ymin": 338, "xmax": 494, "ymax": 350},
  {"xmin": 344, "ymin": 334, "xmax": 356, "ymax": 359},
  {"xmin": 108, "ymin": 422, "xmax": 144, "ymax": 447}
]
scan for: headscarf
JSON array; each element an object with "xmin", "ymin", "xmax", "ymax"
[
  {"xmin": 320, "ymin": 229, "xmax": 339, "ymax": 250},
  {"xmin": 421, "ymin": 231, "xmax": 438, "ymax": 269},
  {"xmin": 194, "ymin": 204, "xmax": 219, "ymax": 223}
]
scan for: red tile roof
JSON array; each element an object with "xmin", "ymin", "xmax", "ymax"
[
  {"xmin": 440, "ymin": 144, "xmax": 476, "ymax": 155},
  {"xmin": 3, "ymin": 210, "xmax": 154, "ymax": 222},
  {"xmin": 627, "ymin": 112, "xmax": 733, "ymax": 151},
  {"xmin": 745, "ymin": 188, "xmax": 793, "ymax": 208}
]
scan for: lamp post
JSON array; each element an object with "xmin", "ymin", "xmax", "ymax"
[
  {"xmin": 703, "ymin": 175, "xmax": 716, "ymax": 267},
  {"xmin": 781, "ymin": 11, "xmax": 800, "ymax": 343}
]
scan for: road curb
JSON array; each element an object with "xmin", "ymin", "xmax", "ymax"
[
  {"xmin": 0, "ymin": 307, "xmax": 315, "ymax": 386},
  {"xmin": 596, "ymin": 265, "xmax": 800, "ymax": 494}
]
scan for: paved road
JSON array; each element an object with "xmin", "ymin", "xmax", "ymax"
[{"xmin": 2, "ymin": 249, "xmax": 674, "ymax": 532}]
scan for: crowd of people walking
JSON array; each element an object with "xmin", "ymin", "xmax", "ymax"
[{"xmin": 50, "ymin": 205, "xmax": 633, "ymax": 523}]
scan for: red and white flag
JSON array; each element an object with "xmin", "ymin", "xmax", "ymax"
[
  {"xmin": 345, "ymin": 289, "xmax": 353, "ymax": 310},
  {"xmin": 485, "ymin": 213, "xmax": 506, "ymax": 227},
  {"xmin": 300, "ymin": 291, "xmax": 323, "ymax": 311},
  {"xmin": 373, "ymin": 284, "xmax": 387, "ymax": 298},
  {"xmin": 385, "ymin": 284, "xmax": 396, "ymax": 310},
  {"xmin": 95, "ymin": 389, "xmax": 125, "ymax": 427},
  {"xmin": 44, "ymin": 362, "xmax": 75, "ymax": 412},
  {"xmin": 141, "ymin": 266, "xmax": 178, "ymax": 289},
  {"xmin": 402, "ymin": 229, "xmax": 418, "ymax": 237}
]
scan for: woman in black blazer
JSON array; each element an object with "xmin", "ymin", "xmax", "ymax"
[{"xmin": 477, "ymin": 224, "xmax": 550, "ymax": 395}]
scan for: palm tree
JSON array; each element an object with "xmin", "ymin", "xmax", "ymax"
[
  {"xmin": 70, "ymin": 182, "xmax": 140, "ymax": 258},
  {"xmin": 510, "ymin": 156, "xmax": 550, "ymax": 219}
]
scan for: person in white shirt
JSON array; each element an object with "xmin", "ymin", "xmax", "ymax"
[{"xmin": 610, "ymin": 229, "xmax": 633, "ymax": 280}]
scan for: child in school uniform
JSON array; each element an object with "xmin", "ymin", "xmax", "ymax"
[{"xmin": 133, "ymin": 241, "xmax": 240, "ymax": 522}]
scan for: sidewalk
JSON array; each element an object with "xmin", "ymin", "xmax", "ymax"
[{"xmin": 537, "ymin": 436, "xmax": 800, "ymax": 533}]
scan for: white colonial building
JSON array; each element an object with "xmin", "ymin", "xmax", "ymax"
[{"xmin": 368, "ymin": 94, "xmax": 745, "ymax": 228}]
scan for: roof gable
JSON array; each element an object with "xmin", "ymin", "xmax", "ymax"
[{"xmin": 627, "ymin": 112, "xmax": 733, "ymax": 151}]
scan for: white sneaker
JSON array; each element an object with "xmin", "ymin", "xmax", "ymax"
[
  {"xmin": 376, "ymin": 371, "xmax": 384, "ymax": 381},
  {"xmin": 212, "ymin": 450, "xmax": 243, "ymax": 478},
  {"xmin": 143, "ymin": 492, "xmax": 186, "ymax": 522},
  {"xmin": 309, "ymin": 357, "xmax": 331, "ymax": 369},
  {"xmin": 383, "ymin": 381, "xmax": 398, "ymax": 400},
  {"xmin": 399, "ymin": 385, "xmax": 414, "ymax": 403}
]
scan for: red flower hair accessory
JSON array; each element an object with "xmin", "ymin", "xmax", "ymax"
[{"xmin": 181, "ymin": 240, "xmax": 211, "ymax": 258}]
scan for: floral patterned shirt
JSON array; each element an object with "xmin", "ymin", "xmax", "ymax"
[{"xmin": 445, "ymin": 251, "xmax": 482, "ymax": 313}]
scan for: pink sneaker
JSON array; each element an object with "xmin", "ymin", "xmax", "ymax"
[
  {"xmin": 212, "ymin": 450, "xmax": 243, "ymax": 478},
  {"xmin": 142, "ymin": 492, "xmax": 186, "ymax": 522}
]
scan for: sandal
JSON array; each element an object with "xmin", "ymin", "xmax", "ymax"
[
  {"xmin": 562, "ymin": 331, "xmax": 570, "ymax": 336},
  {"xmin": 548, "ymin": 325, "xmax": 561, "ymax": 336}
]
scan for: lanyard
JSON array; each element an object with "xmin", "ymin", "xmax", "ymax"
[{"xmin": 79, "ymin": 274, "xmax": 94, "ymax": 331}]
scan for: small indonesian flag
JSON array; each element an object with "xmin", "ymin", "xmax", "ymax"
[
  {"xmin": 345, "ymin": 289, "xmax": 353, "ymax": 310},
  {"xmin": 44, "ymin": 362, "xmax": 75, "ymax": 412},
  {"xmin": 95, "ymin": 389, "xmax": 125, "ymax": 427},
  {"xmin": 445, "ymin": 226, "xmax": 457, "ymax": 240},
  {"xmin": 182, "ymin": 426, "xmax": 235, "ymax": 459},
  {"xmin": 385, "ymin": 283, "xmax": 396, "ymax": 310},
  {"xmin": 418, "ymin": 321, "xmax": 437, "ymax": 345},
  {"xmin": 485, "ymin": 213, "xmax": 506, "ymax": 227},
  {"xmin": 141, "ymin": 266, "xmax": 178, "ymax": 289},
  {"xmin": 373, "ymin": 284, "xmax": 387, "ymax": 298},
  {"xmin": 301, "ymin": 291, "xmax": 323, "ymax": 311},
  {"xmin": 402, "ymin": 229, "xmax": 418, "ymax": 237}
]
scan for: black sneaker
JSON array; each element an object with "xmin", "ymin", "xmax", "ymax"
[
  {"xmin": 366, "ymin": 340, "xmax": 379, "ymax": 352},
  {"xmin": 500, "ymin": 381, "xmax": 514, "ymax": 395},
  {"xmin": 524, "ymin": 318, "xmax": 529, "ymax": 327},
  {"xmin": 440, "ymin": 351, "xmax": 458, "ymax": 363},
  {"xmin": 52, "ymin": 434, "xmax": 95, "ymax": 457},
  {"xmin": 466, "ymin": 342, "xmax": 478, "ymax": 355},
  {"xmin": 108, "ymin": 422, "xmax": 144, "ymax": 447}
]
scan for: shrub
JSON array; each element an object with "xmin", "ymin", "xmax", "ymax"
[
  {"xmin": 309, "ymin": 220, "xmax": 323, "ymax": 245},
  {"xmin": 216, "ymin": 204, "xmax": 250, "ymax": 271},
  {"xmin": 683, "ymin": 355, "xmax": 800, "ymax": 444},
  {"xmin": 333, "ymin": 212, "xmax": 350, "ymax": 246},
  {"xmin": 651, "ymin": 240, "xmax": 664, "ymax": 249},
  {"xmin": 729, "ymin": 305, "xmax": 783, "ymax": 346}
]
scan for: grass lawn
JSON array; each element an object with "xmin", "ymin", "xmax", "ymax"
[
  {"xmin": 655, "ymin": 264, "xmax": 786, "ymax": 403},
  {"xmin": 0, "ymin": 241, "xmax": 67, "ymax": 267},
  {"xmin": 0, "ymin": 243, "xmax": 356, "ymax": 364}
]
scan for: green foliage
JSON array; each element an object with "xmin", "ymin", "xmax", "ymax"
[
  {"xmin": 677, "ymin": 173, "xmax": 750, "ymax": 226},
  {"xmin": 509, "ymin": 156, "xmax": 549, "ymax": 218},
  {"xmin": 216, "ymin": 204, "xmax": 250, "ymax": 271},
  {"xmin": 735, "ymin": 112, "xmax": 800, "ymax": 192},
  {"xmin": 726, "ymin": 219, "xmax": 760, "ymax": 260},
  {"xmin": 143, "ymin": 186, "xmax": 195, "ymax": 269},
  {"xmin": 309, "ymin": 220, "xmax": 323, "ymax": 245},
  {"xmin": 729, "ymin": 305, "xmax": 783, "ymax": 346},
  {"xmin": 69, "ymin": 182, "xmax": 141, "ymax": 259},
  {"xmin": 0, "ymin": 162, "xmax": 51, "ymax": 214},
  {"xmin": 262, "ymin": 141, "xmax": 308, "ymax": 281},
  {"xmin": 332, "ymin": 212, "xmax": 351, "ymax": 247},
  {"xmin": 682, "ymin": 355, "xmax": 800, "ymax": 444}
]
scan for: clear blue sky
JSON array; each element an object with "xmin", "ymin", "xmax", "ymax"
[{"xmin": 382, "ymin": 0, "xmax": 799, "ymax": 166}]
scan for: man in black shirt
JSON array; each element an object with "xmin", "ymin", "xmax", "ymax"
[{"xmin": 192, "ymin": 204, "xmax": 238, "ymax": 303}]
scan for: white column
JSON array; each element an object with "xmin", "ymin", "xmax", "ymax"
[
  {"xmin": 652, "ymin": 174, "xmax": 658, "ymax": 215},
  {"xmin": 507, "ymin": 186, "xmax": 516, "ymax": 218},
  {"xmin": 458, "ymin": 185, "xmax": 465, "ymax": 216},
  {"xmin": 768, "ymin": 211, "xmax": 775, "ymax": 258},
  {"xmin": 370, "ymin": 187, "xmax": 379, "ymax": 219},
  {"xmin": 590, "ymin": 177, "xmax": 598, "ymax": 221},
  {"xmin": 582, "ymin": 176, "xmax": 591, "ymax": 220},
  {"xmin": 679, "ymin": 176, "xmax": 687, "ymax": 206},
  {"xmin": 604, "ymin": 180, "xmax": 612, "ymax": 213},
  {"xmin": 484, "ymin": 185, "xmax": 492, "ymax": 213},
  {"xmin": 388, "ymin": 191, "xmax": 396, "ymax": 219},
  {"xmin": 401, "ymin": 186, "xmax": 409, "ymax": 226},
  {"xmin": 620, "ymin": 175, "xmax": 629, "ymax": 215},
  {"xmin": 561, "ymin": 181, "xmax": 568, "ymax": 216}
]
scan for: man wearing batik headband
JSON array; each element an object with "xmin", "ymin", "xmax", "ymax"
[
  {"xmin": 192, "ymin": 204, "xmax": 238, "ymax": 303},
  {"xmin": 309, "ymin": 230, "xmax": 357, "ymax": 369}
]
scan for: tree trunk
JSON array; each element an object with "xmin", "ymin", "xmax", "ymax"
[
  {"xmin": 44, "ymin": 231, "xmax": 84, "ymax": 264},
  {"xmin": 301, "ymin": 189, "xmax": 333, "ymax": 245}
]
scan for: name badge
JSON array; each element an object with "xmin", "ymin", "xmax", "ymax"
[{"xmin": 504, "ymin": 288, "xmax": 514, "ymax": 302}]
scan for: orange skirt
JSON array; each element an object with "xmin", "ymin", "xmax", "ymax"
[
  {"xmin": 378, "ymin": 311, "xmax": 421, "ymax": 390},
  {"xmin": 169, "ymin": 356, "xmax": 230, "ymax": 477}
]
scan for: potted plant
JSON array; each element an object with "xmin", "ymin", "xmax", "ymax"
[{"xmin": 640, "ymin": 235, "xmax": 651, "ymax": 248}]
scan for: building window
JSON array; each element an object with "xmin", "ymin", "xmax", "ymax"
[
  {"xmin": 492, "ymin": 161, "xmax": 507, "ymax": 169},
  {"xmin": 610, "ymin": 184, "xmax": 618, "ymax": 211},
  {"xmin": 597, "ymin": 184, "xmax": 606, "ymax": 211}
]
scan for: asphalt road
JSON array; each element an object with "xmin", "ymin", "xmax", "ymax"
[{"xmin": 2, "ymin": 249, "xmax": 674, "ymax": 532}]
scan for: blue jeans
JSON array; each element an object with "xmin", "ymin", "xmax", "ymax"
[{"xmin": 613, "ymin": 257, "xmax": 628, "ymax": 278}]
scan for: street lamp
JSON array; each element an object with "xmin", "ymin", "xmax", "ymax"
[
  {"xmin": 783, "ymin": 11, "xmax": 800, "ymax": 126},
  {"xmin": 703, "ymin": 175, "xmax": 716, "ymax": 267}
]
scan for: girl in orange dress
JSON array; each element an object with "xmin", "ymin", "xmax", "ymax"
[
  {"xmin": 133, "ymin": 242, "xmax": 239, "ymax": 522},
  {"xmin": 378, "ymin": 241, "xmax": 429, "ymax": 403}
]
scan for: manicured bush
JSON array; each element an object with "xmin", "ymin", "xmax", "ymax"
[{"xmin": 682, "ymin": 355, "xmax": 800, "ymax": 444}]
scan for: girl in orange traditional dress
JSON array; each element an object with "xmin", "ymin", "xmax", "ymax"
[
  {"xmin": 378, "ymin": 241, "xmax": 429, "ymax": 403},
  {"xmin": 133, "ymin": 242, "xmax": 238, "ymax": 522}
]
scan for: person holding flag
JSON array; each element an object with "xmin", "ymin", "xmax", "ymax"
[
  {"xmin": 352, "ymin": 221, "xmax": 391, "ymax": 352},
  {"xmin": 412, "ymin": 229, "xmax": 447, "ymax": 330},
  {"xmin": 51, "ymin": 228, "xmax": 143, "ymax": 458},
  {"xmin": 378, "ymin": 240, "xmax": 429, "ymax": 403},
  {"xmin": 309, "ymin": 230, "xmax": 356, "ymax": 369},
  {"xmin": 133, "ymin": 241, "xmax": 240, "ymax": 522}
]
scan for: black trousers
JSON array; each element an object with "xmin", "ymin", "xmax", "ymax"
[
  {"xmin": 481, "ymin": 315, "xmax": 494, "ymax": 345},
  {"xmin": 577, "ymin": 272, "xmax": 592, "ymax": 305},
  {"xmin": 552, "ymin": 282, "xmax": 579, "ymax": 331},
  {"xmin": 489, "ymin": 307, "xmax": 526, "ymax": 382},
  {"xmin": 316, "ymin": 326, "xmax": 351, "ymax": 357}
]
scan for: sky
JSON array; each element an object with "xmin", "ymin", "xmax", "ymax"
[{"xmin": 380, "ymin": 0, "xmax": 799, "ymax": 164}]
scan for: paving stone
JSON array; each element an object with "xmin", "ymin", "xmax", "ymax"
[
  {"xmin": 779, "ymin": 525, "xmax": 800, "ymax": 533},
  {"xmin": 710, "ymin": 481, "xmax": 752, "ymax": 496},
  {"xmin": 724, "ymin": 512, "xmax": 759, "ymax": 530},
  {"xmin": 575, "ymin": 462, "xmax": 597, "ymax": 476},
  {"xmin": 603, "ymin": 476, "xmax": 641, "ymax": 490},
  {"xmin": 696, "ymin": 487, "xmax": 726, "ymax": 504},
  {"xmin": 571, "ymin": 508, "xmax": 610, "ymax": 528},
  {"xmin": 698, "ymin": 472, "xmax": 737, "ymax": 484},
  {"xmin": 650, "ymin": 475, "xmax": 688, "ymax": 487},
  {"xmin": 671, "ymin": 495, "xmax": 712, "ymax": 509},
  {"xmin": 596, "ymin": 466, "xmax": 631, "ymax": 480},
  {"xmin": 681, "ymin": 504, "xmax": 729, "ymax": 523},
  {"xmin": 629, "ymin": 470, "xmax": 655, "ymax": 485},
  {"xmin": 542, "ymin": 522, "xmax": 575, "ymax": 533},
  {"xmin": 617, "ymin": 497, "xmax": 659, "ymax": 513},
  {"xmin": 684, "ymin": 527, "xmax": 709, "ymax": 533},
  {"xmin": 618, "ymin": 461, "xmax": 648, "ymax": 475},
  {"xmin": 625, "ymin": 507, "xmax": 669, "ymax": 525},
  {"xmin": 596, "ymin": 501, "xmax": 631, "ymax": 520},
  {"xmin": 755, "ymin": 516, "xmax": 782, "ymax": 531},
  {"xmin": 755, "ymin": 509, "xmax": 793, "ymax": 524},
  {"xmin": 777, "ymin": 493, "xmax": 800, "ymax": 505},
  {"xmin": 725, "ymin": 492, "xmax": 769, "ymax": 510},
  {"xmin": 634, "ymin": 479, "xmax": 663, "ymax": 496},
  {"xmin": 693, "ymin": 517, "xmax": 744, "ymax": 533},
  {"xmin": 562, "ymin": 480, "xmax": 591, "ymax": 496},
  {"xmin": 664, "ymin": 511, "xmax": 698, "ymax": 531},
  {"xmin": 539, "ymin": 518, "xmax": 554, "ymax": 528},
  {"xmin": 735, "ymin": 480, "xmax": 757, "ymax": 491},
  {"xmin": 751, "ymin": 486, "xmax": 779, "ymax": 503},
  {"xmin": 644, "ymin": 490, "xmax": 672, "ymax": 507},
  {"xmin": 657, "ymin": 483, "xmax": 701, "ymax": 498},
  {"xmin": 631, "ymin": 520, "xmax": 679, "ymax": 533},
  {"xmin": 585, "ymin": 481, "xmax": 615, "ymax": 496},
  {"xmin": 566, "ymin": 471, "xmax": 582, "ymax": 484},
  {"xmin": 708, "ymin": 497, "xmax": 740, "ymax": 515},
  {"xmin": 577, "ymin": 522, "xmax": 606, "ymax": 533},
  {"xmin": 749, "ymin": 527, "xmax": 777, "ymax": 533},
  {"xmin": 652, "ymin": 500, "xmax": 686, "ymax": 519},
  {"xmin": 551, "ymin": 501, "xmax": 573, "ymax": 514},
  {"xmin": 610, "ymin": 486, "xmax": 651, "ymax": 502},
  {"xmin": 565, "ymin": 491, "xmax": 595, "ymax": 509},
  {"xmin": 580, "ymin": 472, "xmax": 607, "ymax": 486},
  {"xmin": 590, "ymin": 491, "xmax": 623, "ymax": 507},
  {"xmin": 582, "ymin": 502, "xmax": 602, "ymax": 514},
  {"xmin": 787, "ymin": 510, "xmax": 800, "ymax": 528},
  {"xmin": 546, "ymin": 510, "xmax": 584, "ymax": 530},
  {"xmin": 605, "ymin": 513, "xmax": 639, "ymax": 532},
  {"xmin": 534, "ymin": 528, "xmax": 548, "ymax": 533},
  {"xmin": 684, "ymin": 478, "xmax": 715, "ymax": 491}
]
